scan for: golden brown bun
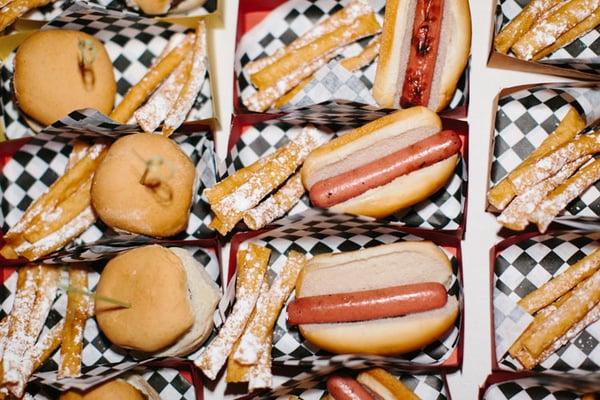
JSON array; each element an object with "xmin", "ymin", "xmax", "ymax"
[
  {"xmin": 302, "ymin": 107, "xmax": 457, "ymax": 218},
  {"xmin": 129, "ymin": 0, "xmax": 206, "ymax": 14},
  {"xmin": 95, "ymin": 245, "xmax": 195, "ymax": 353},
  {"xmin": 59, "ymin": 378, "xmax": 145, "ymax": 400},
  {"xmin": 91, "ymin": 133, "xmax": 195, "ymax": 238},
  {"xmin": 14, "ymin": 30, "xmax": 116, "ymax": 127},
  {"xmin": 356, "ymin": 368, "xmax": 420, "ymax": 400},
  {"xmin": 295, "ymin": 242, "xmax": 459, "ymax": 355},
  {"xmin": 373, "ymin": 0, "xmax": 471, "ymax": 112}
]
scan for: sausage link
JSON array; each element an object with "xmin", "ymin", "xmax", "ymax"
[
  {"xmin": 326, "ymin": 375, "xmax": 375, "ymax": 400},
  {"xmin": 287, "ymin": 282, "xmax": 447, "ymax": 325},
  {"xmin": 309, "ymin": 130, "xmax": 461, "ymax": 208},
  {"xmin": 400, "ymin": 0, "xmax": 445, "ymax": 108}
]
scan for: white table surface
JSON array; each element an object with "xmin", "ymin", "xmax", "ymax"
[{"xmin": 206, "ymin": 1, "xmax": 577, "ymax": 398}]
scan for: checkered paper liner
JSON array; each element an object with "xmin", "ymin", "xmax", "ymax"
[
  {"xmin": 493, "ymin": 231, "xmax": 600, "ymax": 374},
  {"xmin": 27, "ymin": 366, "xmax": 198, "ymax": 399},
  {"xmin": 0, "ymin": 2, "xmax": 213, "ymax": 140},
  {"xmin": 482, "ymin": 376, "xmax": 600, "ymax": 400},
  {"xmin": 0, "ymin": 128, "xmax": 217, "ymax": 261},
  {"xmin": 235, "ymin": 0, "xmax": 469, "ymax": 118},
  {"xmin": 255, "ymin": 367, "xmax": 450, "ymax": 399},
  {"xmin": 494, "ymin": 0, "xmax": 600, "ymax": 75},
  {"xmin": 489, "ymin": 83, "xmax": 600, "ymax": 227},
  {"xmin": 225, "ymin": 118, "xmax": 467, "ymax": 232},
  {"xmin": 0, "ymin": 244, "xmax": 219, "ymax": 391},
  {"xmin": 228, "ymin": 212, "xmax": 462, "ymax": 369},
  {"xmin": 23, "ymin": 0, "xmax": 217, "ymax": 21}
]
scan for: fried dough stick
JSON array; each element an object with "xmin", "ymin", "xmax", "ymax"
[
  {"xmin": 0, "ymin": 0, "xmax": 56, "ymax": 32},
  {"xmin": 59, "ymin": 265, "xmax": 89, "ymax": 378},
  {"xmin": 488, "ymin": 107, "xmax": 585, "ymax": 210},
  {"xmin": 195, "ymin": 244, "xmax": 270, "ymax": 379}
]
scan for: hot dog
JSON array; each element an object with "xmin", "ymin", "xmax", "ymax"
[
  {"xmin": 326, "ymin": 375, "xmax": 375, "ymax": 400},
  {"xmin": 373, "ymin": 0, "xmax": 471, "ymax": 112},
  {"xmin": 302, "ymin": 107, "xmax": 461, "ymax": 218},
  {"xmin": 289, "ymin": 241, "xmax": 459, "ymax": 355},
  {"xmin": 287, "ymin": 282, "xmax": 448, "ymax": 324}
]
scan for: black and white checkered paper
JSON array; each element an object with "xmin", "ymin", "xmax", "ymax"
[
  {"xmin": 255, "ymin": 367, "xmax": 450, "ymax": 399},
  {"xmin": 0, "ymin": 244, "xmax": 220, "ymax": 391},
  {"xmin": 229, "ymin": 212, "xmax": 462, "ymax": 369},
  {"xmin": 225, "ymin": 118, "xmax": 466, "ymax": 231},
  {"xmin": 0, "ymin": 2, "xmax": 213, "ymax": 140},
  {"xmin": 235, "ymin": 0, "xmax": 469, "ymax": 118},
  {"xmin": 490, "ymin": 84, "xmax": 600, "ymax": 228},
  {"xmin": 27, "ymin": 366, "xmax": 198, "ymax": 399},
  {"xmin": 495, "ymin": 0, "xmax": 600, "ymax": 76},
  {"xmin": 493, "ymin": 231, "xmax": 600, "ymax": 374},
  {"xmin": 482, "ymin": 376, "xmax": 600, "ymax": 400},
  {"xmin": 0, "ymin": 128, "xmax": 217, "ymax": 262}
]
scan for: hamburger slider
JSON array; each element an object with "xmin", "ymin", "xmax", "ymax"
[
  {"xmin": 95, "ymin": 245, "xmax": 220, "ymax": 356},
  {"xmin": 127, "ymin": 0, "xmax": 207, "ymax": 15},
  {"xmin": 91, "ymin": 132, "xmax": 196, "ymax": 238},
  {"xmin": 59, "ymin": 375, "xmax": 160, "ymax": 400}
]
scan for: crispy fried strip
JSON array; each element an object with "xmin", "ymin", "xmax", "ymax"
[
  {"xmin": 494, "ymin": 0, "xmax": 564, "ymax": 53},
  {"xmin": 225, "ymin": 278, "xmax": 269, "ymax": 384},
  {"xmin": 3, "ymin": 144, "xmax": 106, "ymax": 246},
  {"xmin": 511, "ymin": 0, "xmax": 600, "ymax": 61},
  {"xmin": 520, "ymin": 247, "xmax": 600, "ymax": 314},
  {"xmin": 510, "ymin": 131, "xmax": 600, "ymax": 193},
  {"xmin": 195, "ymin": 244, "xmax": 270, "ymax": 380},
  {"xmin": 163, "ymin": 22, "xmax": 208, "ymax": 136},
  {"xmin": 248, "ymin": 334, "xmax": 272, "ymax": 391},
  {"xmin": 488, "ymin": 108, "xmax": 585, "ymax": 210},
  {"xmin": 244, "ymin": 51, "xmax": 335, "ymax": 112},
  {"xmin": 523, "ymin": 270, "xmax": 600, "ymax": 358},
  {"xmin": 135, "ymin": 53, "xmax": 193, "ymax": 133},
  {"xmin": 67, "ymin": 141, "xmax": 91, "ymax": 169},
  {"xmin": 209, "ymin": 127, "xmax": 321, "ymax": 235},
  {"xmin": 2, "ymin": 267, "xmax": 39, "ymax": 386},
  {"xmin": 532, "ymin": 157, "xmax": 600, "ymax": 232},
  {"xmin": 234, "ymin": 251, "xmax": 306, "ymax": 365},
  {"xmin": 244, "ymin": 0, "xmax": 374, "ymax": 75},
  {"xmin": 273, "ymin": 35, "xmax": 381, "ymax": 109},
  {"xmin": 23, "ymin": 177, "xmax": 93, "ymax": 244},
  {"xmin": 533, "ymin": 8, "xmax": 600, "ymax": 60},
  {"xmin": 31, "ymin": 319, "xmax": 64, "ymax": 373},
  {"xmin": 18, "ymin": 207, "xmax": 96, "ymax": 261},
  {"xmin": 251, "ymin": 13, "xmax": 381, "ymax": 91},
  {"xmin": 0, "ymin": 0, "xmax": 56, "ymax": 32},
  {"xmin": 59, "ymin": 266, "xmax": 89, "ymax": 378},
  {"xmin": 243, "ymin": 173, "xmax": 305, "ymax": 230},
  {"xmin": 110, "ymin": 37, "xmax": 193, "ymax": 123},
  {"xmin": 497, "ymin": 156, "xmax": 589, "ymax": 230}
]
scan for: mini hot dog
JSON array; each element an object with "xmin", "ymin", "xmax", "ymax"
[
  {"xmin": 287, "ymin": 241, "xmax": 459, "ymax": 355},
  {"xmin": 373, "ymin": 0, "xmax": 471, "ymax": 112},
  {"xmin": 326, "ymin": 375, "xmax": 374, "ymax": 400},
  {"xmin": 302, "ymin": 107, "xmax": 461, "ymax": 218}
]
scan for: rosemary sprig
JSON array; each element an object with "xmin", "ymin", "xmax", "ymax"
[{"xmin": 58, "ymin": 283, "xmax": 131, "ymax": 309}]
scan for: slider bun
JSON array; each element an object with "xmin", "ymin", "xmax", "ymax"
[
  {"xmin": 129, "ymin": 0, "xmax": 206, "ymax": 14},
  {"xmin": 373, "ymin": 0, "xmax": 471, "ymax": 112},
  {"xmin": 91, "ymin": 133, "xmax": 196, "ymax": 238},
  {"xmin": 357, "ymin": 368, "xmax": 419, "ymax": 400},
  {"xmin": 14, "ymin": 30, "xmax": 116, "ymax": 128},
  {"xmin": 295, "ymin": 242, "xmax": 459, "ymax": 355},
  {"xmin": 302, "ymin": 107, "xmax": 457, "ymax": 218},
  {"xmin": 171, "ymin": 0, "xmax": 208, "ymax": 13},
  {"xmin": 59, "ymin": 377, "xmax": 148, "ymax": 400},
  {"xmin": 95, "ymin": 245, "xmax": 220, "ymax": 356}
]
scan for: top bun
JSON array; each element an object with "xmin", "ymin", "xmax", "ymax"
[
  {"xmin": 59, "ymin": 378, "xmax": 144, "ymax": 400},
  {"xmin": 14, "ymin": 30, "xmax": 116, "ymax": 127},
  {"xmin": 91, "ymin": 133, "xmax": 196, "ymax": 238},
  {"xmin": 128, "ymin": 0, "xmax": 207, "ymax": 15}
]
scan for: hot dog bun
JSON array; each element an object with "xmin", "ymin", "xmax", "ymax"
[
  {"xmin": 373, "ymin": 0, "xmax": 471, "ymax": 112},
  {"xmin": 95, "ymin": 245, "xmax": 220, "ymax": 356},
  {"xmin": 302, "ymin": 107, "xmax": 459, "ymax": 218},
  {"xmin": 294, "ymin": 241, "xmax": 458, "ymax": 355},
  {"xmin": 356, "ymin": 368, "xmax": 420, "ymax": 400}
]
